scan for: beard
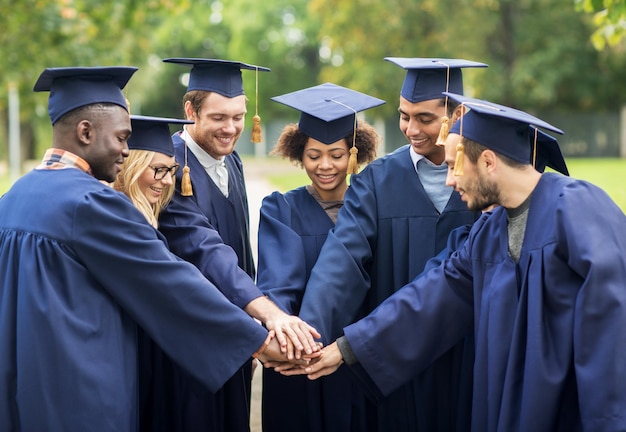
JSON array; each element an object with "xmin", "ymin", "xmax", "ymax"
[{"xmin": 466, "ymin": 173, "xmax": 500, "ymax": 212}]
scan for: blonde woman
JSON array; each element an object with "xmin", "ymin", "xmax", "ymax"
[
  {"xmin": 113, "ymin": 115, "xmax": 188, "ymax": 227},
  {"xmin": 116, "ymin": 115, "xmax": 318, "ymax": 432},
  {"xmin": 114, "ymin": 115, "xmax": 191, "ymax": 432}
]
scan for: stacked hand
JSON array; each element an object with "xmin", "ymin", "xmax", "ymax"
[
  {"xmin": 264, "ymin": 311, "xmax": 321, "ymax": 360},
  {"xmin": 246, "ymin": 296, "xmax": 321, "ymax": 360},
  {"xmin": 262, "ymin": 341, "xmax": 344, "ymax": 380},
  {"xmin": 255, "ymin": 332, "xmax": 323, "ymax": 366}
]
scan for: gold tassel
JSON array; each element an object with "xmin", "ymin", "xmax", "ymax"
[
  {"xmin": 454, "ymin": 142, "xmax": 465, "ymax": 176},
  {"xmin": 251, "ymin": 114, "xmax": 262, "ymax": 143},
  {"xmin": 347, "ymin": 146, "xmax": 359, "ymax": 175},
  {"xmin": 251, "ymin": 67, "xmax": 262, "ymax": 143},
  {"xmin": 181, "ymin": 165, "xmax": 193, "ymax": 196},
  {"xmin": 435, "ymin": 115, "xmax": 449, "ymax": 146}
]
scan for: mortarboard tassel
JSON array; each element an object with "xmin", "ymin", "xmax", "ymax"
[
  {"xmin": 347, "ymin": 146, "xmax": 359, "ymax": 175},
  {"xmin": 181, "ymin": 166, "xmax": 193, "ymax": 196},
  {"xmin": 454, "ymin": 142, "xmax": 465, "ymax": 176},
  {"xmin": 454, "ymin": 103, "xmax": 465, "ymax": 176},
  {"xmin": 251, "ymin": 114, "xmax": 262, "ymax": 143},
  {"xmin": 327, "ymin": 98, "xmax": 360, "ymax": 176},
  {"xmin": 436, "ymin": 115, "xmax": 449, "ymax": 146},
  {"xmin": 251, "ymin": 67, "xmax": 262, "ymax": 143},
  {"xmin": 346, "ymin": 108, "xmax": 359, "ymax": 175},
  {"xmin": 435, "ymin": 64, "xmax": 451, "ymax": 146},
  {"xmin": 181, "ymin": 142, "xmax": 193, "ymax": 196}
]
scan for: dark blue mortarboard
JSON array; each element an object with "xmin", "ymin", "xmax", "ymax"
[
  {"xmin": 162, "ymin": 58, "xmax": 270, "ymax": 97},
  {"xmin": 128, "ymin": 115, "xmax": 193, "ymax": 157},
  {"xmin": 271, "ymin": 83, "xmax": 385, "ymax": 144},
  {"xmin": 533, "ymin": 127, "xmax": 569, "ymax": 176},
  {"xmin": 33, "ymin": 66, "xmax": 137, "ymax": 124},
  {"xmin": 446, "ymin": 92, "xmax": 564, "ymax": 166},
  {"xmin": 385, "ymin": 58, "xmax": 487, "ymax": 103}
]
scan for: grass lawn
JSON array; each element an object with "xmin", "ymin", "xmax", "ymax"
[
  {"xmin": 565, "ymin": 158, "xmax": 626, "ymax": 211},
  {"xmin": 263, "ymin": 157, "xmax": 626, "ymax": 212},
  {"xmin": 0, "ymin": 175, "xmax": 13, "ymax": 195}
]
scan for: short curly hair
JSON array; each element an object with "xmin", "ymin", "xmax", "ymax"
[{"xmin": 271, "ymin": 120, "xmax": 380, "ymax": 168}]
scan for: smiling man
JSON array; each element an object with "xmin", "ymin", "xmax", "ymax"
[
  {"xmin": 152, "ymin": 58, "xmax": 319, "ymax": 432},
  {"xmin": 297, "ymin": 58, "xmax": 486, "ymax": 431},
  {"xmin": 0, "ymin": 66, "xmax": 293, "ymax": 432},
  {"xmin": 291, "ymin": 95, "xmax": 626, "ymax": 432}
]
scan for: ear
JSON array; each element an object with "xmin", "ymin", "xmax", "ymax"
[
  {"xmin": 480, "ymin": 149, "xmax": 498, "ymax": 173},
  {"xmin": 76, "ymin": 120, "xmax": 94, "ymax": 146},
  {"xmin": 183, "ymin": 101, "xmax": 196, "ymax": 121},
  {"xmin": 451, "ymin": 104, "xmax": 466, "ymax": 124}
]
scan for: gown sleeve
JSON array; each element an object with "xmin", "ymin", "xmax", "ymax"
[
  {"xmin": 256, "ymin": 192, "xmax": 308, "ymax": 315},
  {"xmin": 557, "ymin": 181, "xmax": 626, "ymax": 430},
  {"xmin": 343, "ymin": 221, "xmax": 478, "ymax": 397},
  {"xmin": 158, "ymin": 188, "xmax": 262, "ymax": 309},
  {"xmin": 72, "ymin": 188, "xmax": 267, "ymax": 393},
  {"xmin": 299, "ymin": 171, "xmax": 378, "ymax": 343}
]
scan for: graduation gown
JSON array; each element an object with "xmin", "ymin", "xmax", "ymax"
[
  {"xmin": 257, "ymin": 188, "xmax": 375, "ymax": 432},
  {"xmin": 159, "ymin": 132, "xmax": 259, "ymax": 307},
  {"xmin": 344, "ymin": 173, "xmax": 626, "ymax": 431},
  {"xmin": 144, "ymin": 132, "xmax": 260, "ymax": 432},
  {"xmin": 299, "ymin": 145, "xmax": 478, "ymax": 431},
  {"xmin": 0, "ymin": 168, "xmax": 267, "ymax": 432}
]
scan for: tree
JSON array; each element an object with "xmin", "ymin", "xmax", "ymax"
[
  {"xmin": 0, "ymin": 0, "xmax": 180, "ymax": 160},
  {"xmin": 135, "ymin": 0, "xmax": 323, "ymax": 122},
  {"xmin": 307, "ymin": 0, "xmax": 626, "ymax": 112},
  {"xmin": 575, "ymin": 0, "xmax": 626, "ymax": 49}
]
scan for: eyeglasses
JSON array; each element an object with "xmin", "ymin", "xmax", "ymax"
[{"xmin": 149, "ymin": 164, "xmax": 180, "ymax": 181}]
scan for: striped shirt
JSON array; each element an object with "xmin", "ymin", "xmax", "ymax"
[{"xmin": 36, "ymin": 148, "xmax": 91, "ymax": 174}]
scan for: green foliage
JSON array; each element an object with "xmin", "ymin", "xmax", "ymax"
[
  {"xmin": 0, "ymin": 0, "xmax": 181, "ymax": 158},
  {"xmin": 308, "ymin": 0, "xmax": 626, "ymax": 112},
  {"xmin": 133, "ymin": 0, "xmax": 322, "ymax": 125},
  {"xmin": 1, "ymin": 0, "xmax": 626, "ymax": 161},
  {"xmin": 308, "ymin": 0, "xmax": 466, "ymax": 118},
  {"xmin": 575, "ymin": 0, "xmax": 626, "ymax": 49}
]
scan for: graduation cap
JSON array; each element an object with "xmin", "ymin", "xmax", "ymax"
[
  {"xmin": 272, "ymin": 83, "xmax": 385, "ymax": 174},
  {"xmin": 445, "ymin": 92, "xmax": 564, "ymax": 175},
  {"xmin": 385, "ymin": 57, "xmax": 487, "ymax": 144},
  {"xmin": 33, "ymin": 66, "xmax": 138, "ymax": 124},
  {"xmin": 162, "ymin": 58, "xmax": 270, "ymax": 96},
  {"xmin": 128, "ymin": 115, "xmax": 193, "ymax": 157},
  {"xmin": 533, "ymin": 127, "xmax": 569, "ymax": 176},
  {"xmin": 272, "ymin": 83, "xmax": 385, "ymax": 144},
  {"xmin": 385, "ymin": 58, "xmax": 487, "ymax": 103}
]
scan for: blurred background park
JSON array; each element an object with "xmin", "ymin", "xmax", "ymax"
[{"xmin": 0, "ymin": 0, "xmax": 625, "ymax": 210}]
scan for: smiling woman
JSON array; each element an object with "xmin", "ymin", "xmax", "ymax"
[
  {"xmin": 112, "ymin": 115, "xmax": 191, "ymax": 227},
  {"xmin": 256, "ymin": 83, "xmax": 383, "ymax": 432},
  {"xmin": 113, "ymin": 149, "xmax": 177, "ymax": 227}
]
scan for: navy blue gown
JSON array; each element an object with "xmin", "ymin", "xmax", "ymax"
[
  {"xmin": 257, "ymin": 188, "xmax": 375, "ymax": 432},
  {"xmin": 0, "ymin": 167, "xmax": 268, "ymax": 432},
  {"xmin": 299, "ymin": 145, "xmax": 479, "ymax": 431},
  {"xmin": 343, "ymin": 173, "xmax": 626, "ymax": 431},
  {"xmin": 141, "ymin": 132, "xmax": 260, "ymax": 432}
]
